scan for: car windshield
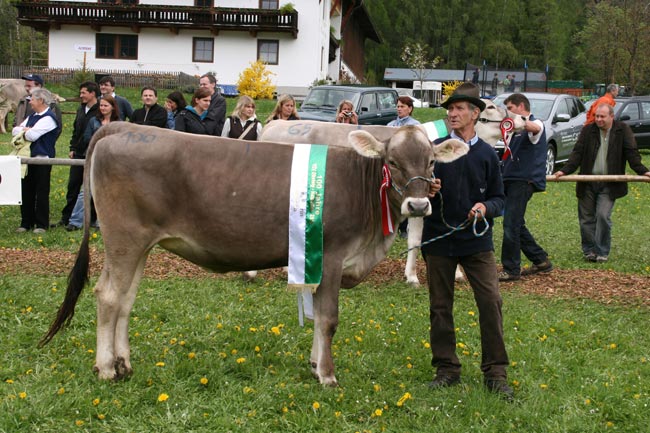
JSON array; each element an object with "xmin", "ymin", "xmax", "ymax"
[
  {"xmin": 302, "ymin": 89, "xmax": 361, "ymax": 110},
  {"xmin": 493, "ymin": 95, "xmax": 554, "ymax": 121}
]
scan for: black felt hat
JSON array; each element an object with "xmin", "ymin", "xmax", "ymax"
[{"xmin": 441, "ymin": 82, "xmax": 486, "ymax": 111}]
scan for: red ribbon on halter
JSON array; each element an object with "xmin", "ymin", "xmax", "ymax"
[
  {"xmin": 500, "ymin": 118, "xmax": 515, "ymax": 161},
  {"xmin": 380, "ymin": 164, "xmax": 395, "ymax": 236}
]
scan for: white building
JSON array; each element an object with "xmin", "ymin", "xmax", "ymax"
[{"xmin": 16, "ymin": 0, "xmax": 380, "ymax": 96}]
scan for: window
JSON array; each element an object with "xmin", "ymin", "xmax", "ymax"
[
  {"xmin": 259, "ymin": 0, "xmax": 278, "ymax": 9},
  {"xmin": 195, "ymin": 0, "xmax": 211, "ymax": 6},
  {"xmin": 258, "ymin": 40, "xmax": 279, "ymax": 65},
  {"xmin": 96, "ymin": 34, "xmax": 138, "ymax": 59},
  {"xmin": 360, "ymin": 93, "xmax": 378, "ymax": 113},
  {"xmin": 98, "ymin": 0, "xmax": 138, "ymax": 4},
  {"xmin": 193, "ymin": 38, "xmax": 214, "ymax": 63},
  {"xmin": 620, "ymin": 102, "xmax": 640, "ymax": 121}
]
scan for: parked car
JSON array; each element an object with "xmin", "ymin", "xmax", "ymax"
[
  {"xmin": 492, "ymin": 92, "xmax": 587, "ymax": 175},
  {"xmin": 297, "ymin": 85, "xmax": 398, "ymax": 125},
  {"xmin": 612, "ymin": 96, "xmax": 650, "ymax": 149}
]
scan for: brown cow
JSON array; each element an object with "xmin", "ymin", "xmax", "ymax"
[
  {"xmin": 0, "ymin": 79, "xmax": 28, "ymax": 133},
  {"xmin": 40, "ymin": 122, "xmax": 468, "ymax": 386}
]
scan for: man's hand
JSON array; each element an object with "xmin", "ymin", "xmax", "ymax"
[
  {"xmin": 69, "ymin": 151, "xmax": 75, "ymax": 159},
  {"xmin": 428, "ymin": 178, "xmax": 441, "ymax": 198},
  {"xmin": 468, "ymin": 203, "xmax": 486, "ymax": 220},
  {"xmin": 552, "ymin": 170, "xmax": 565, "ymax": 179}
]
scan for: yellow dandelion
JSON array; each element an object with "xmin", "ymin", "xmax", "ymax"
[
  {"xmin": 188, "ymin": 352, "xmax": 196, "ymax": 359},
  {"xmin": 155, "ymin": 362, "xmax": 165, "ymax": 367},
  {"xmin": 373, "ymin": 384, "xmax": 381, "ymax": 392},
  {"xmin": 75, "ymin": 420, "xmax": 84, "ymax": 426},
  {"xmin": 468, "ymin": 311, "xmax": 475, "ymax": 316},
  {"xmin": 457, "ymin": 342, "xmax": 466, "ymax": 349},
  {"xmin": 406, "ymin": 362, "xmax": 413, "ymax": 369},
  {"xmin": 234, "ymin": 325, "xmax": 241, "ymax": 332},
  {"xmin": 373, "ymin": 408, "xmax": 383, "ymax": 417},
  {"xmin": 19, "ymin": 392, "xmax": 27, "ymax": 399},
  {"xmin": 57, "ymin": 387, "xmax": 65, "ymax": 395},
  {"xmin": 216, "ymin": 323, "xmax": 223, "ymax": 329},
  {"xmin": 512, "ymin": 380, "xmax": 520, "ymax": 387},
  {"xmin": 236, "ymin": 357, "xmax": 246, "ymax": 364},
  {"xmin": 282, "ymin": 406, "xmax": 289, "ymax": 413},
  {"xmin": 169, "ymin": 338, "xmax": 177, "ymax": 345},
  {"xmin": 243, "ymin": 386, "xmax": 254, "ymax": 394},
  {"xmin": 218, "ymin": 352, "xmax": 227, "ymax": 358},
  {"xmin": 312, "ymin": 401, "xmax": 320, "ymax": 410},
  {"xmin": 609, "ymin": 343, "xmax": 617, "ymax": 349},
  {"xmin": 539, "ymin": 334, "xmax": 548, "ymax": 342},
  {"xmin": 5, "ymin": 379, "xmax": 14, "ymax": 384},
  {"xmin": 93, "ymin": 398, "xmax": 100, "ymax": 406},
  {"xmin": 92, "ymin": 233, "xmax": 98, "ymax": 239},
  {"xmin": 335, "ymin": 411, "xmax": 341, "ymax": 418},
  {"xmin": 633, "ymin": 394, "xmax": 640, "ymax": 399},
  {"xmin": 200, "ymin": 377, "xmax": 208, "ymax": 385},
  {"xmin": 97, "ymin": 414, "xmax": 105, "ymax": 420},
  {"xmin": 569, "ymin": 320, "xmax": 575, "ymax": 326},
  {"xmin": 396, "ymin": 392, "xmax": 412, "ymax": 407},
  {"xmin": 255, "ymin": 346, "xmax": 261, "ymax": 353},
  {"xmin": 606, "ymin": 421, "xmax": 614, "ymax": 428},
  {"xmin": 157, "ymin": 393, "xmax": 169, "ymax": 402},
  {"xmin": 540, "ymin": 384, "xmax": 548, "ymax": 390},
  {"xmin": 231, "ymin": 349, "xmax": 238, "ymax": 355}
]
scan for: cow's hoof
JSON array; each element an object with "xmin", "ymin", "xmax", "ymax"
[
  {"xmin": 310, "ymin": 361, "xmax": 318, "ymax": 379},
  {"xmin": 319, "ymin": 376, "xmax": 339, "ymax": 388},
  {"xmin": 454, "ymin": 274, "xmax": 466, "ymax": 282},
  {"xmin": 406, "ymin": 276, "xmax": 420, "ymax": 287},
  {"xmin": 242, "ymin": 271, "xmax": 257, "ymax": 282},
  {"xmin": 114, "ymin": 357, "xmax": 133, "ymax": 380},
  {"xmin": 94, "ymin": 364, "xmax": 118, "ymax": 381}
]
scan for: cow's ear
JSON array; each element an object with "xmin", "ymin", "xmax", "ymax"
[
  {"xmin": 432, "ymin": 139, "xmax": 469, "ymax": 163},
  {"xmin": 348, "ymin": 130, "xmax": 386, "ymax": 158}
]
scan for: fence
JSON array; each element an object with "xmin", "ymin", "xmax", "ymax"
[{"xmin": 0, "ymin": 65, "xmax": 199, "ymax": 90}]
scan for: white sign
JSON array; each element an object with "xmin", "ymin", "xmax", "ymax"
[
  {"xmin": 0, "ymin": 156, "xmax": 22, "ymax": 205},
  {"xmin": 413, "ymin": 81, "xmax": 442, "ymax": 91},
  {"xmin": 75, "ymin": 44, "xmax": 96, "ymax": 52}
]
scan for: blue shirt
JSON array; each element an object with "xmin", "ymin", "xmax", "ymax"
[{"xmin": 388, "ymin": 116, "xmax": 420, "ymax": 127}]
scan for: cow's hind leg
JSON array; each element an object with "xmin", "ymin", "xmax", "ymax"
[
  {"xmin": 404, "ymin": 217, "xmax": 423, "ymax": 286},
  {"xmin": 94, "ymin": 249, "xmax": 148, "ymax": 380}
]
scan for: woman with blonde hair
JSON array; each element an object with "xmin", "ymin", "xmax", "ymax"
[
  {"xmin": 267, "ymin": 94, "xmax": 300, "ymax": 122},
  {"xmin": 222, "ymin": 95, "xmax": 262, "ymax": 140},
  {"xmin": 335, "ymin": 99, "xmax": 358, "ymax": 124}
]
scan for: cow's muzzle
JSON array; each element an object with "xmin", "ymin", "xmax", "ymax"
[{"xmin": 402, "ymin": 198, "xmax": 431, "ymax": 217}]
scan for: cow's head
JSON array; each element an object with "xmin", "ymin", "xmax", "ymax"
[
  {"xmin": 348, "ymin": 126, "xmax": 468, "ymax": 217},
  {"xmin": 476, "ymin": 98, "xmax": 526, "ymax": 145}
]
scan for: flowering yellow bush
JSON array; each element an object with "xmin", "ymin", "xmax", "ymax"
[{"xmin": 237, "ymin": 60, "xmax": 276, "ymax": 99}]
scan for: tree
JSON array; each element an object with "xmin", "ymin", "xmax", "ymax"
[
  {"xmin": 236, "ymin": 60, "xmax": 276, "ymax": 100},
  {"xmin": 400, "ymin": 42, "xmax": 442, "ymax": 101},
  {"xmin": 0, "ymin": 0, "xmax": 48, "ymax": 67}
]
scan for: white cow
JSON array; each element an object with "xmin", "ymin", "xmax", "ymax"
[{"xmin": 262, "ymin": 101, "xmax": 525, "ymax": 286}]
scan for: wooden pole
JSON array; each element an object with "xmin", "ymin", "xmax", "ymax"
[
  {"xmin": 20, "ymin": 158, "xmax": 85, "ymax": 166},
  {"xmin": 547, "ymin": 174, "xmax": 650, "ymax": 183}
]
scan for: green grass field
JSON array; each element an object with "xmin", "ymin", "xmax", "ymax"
[{"xmin": 1, "ymin": 86, "xmax": 649, "ymax": 432}]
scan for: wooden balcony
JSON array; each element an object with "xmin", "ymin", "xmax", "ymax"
[{"xmin": 15, "ymin": 1, "xmax": 299, "ymax": 37}]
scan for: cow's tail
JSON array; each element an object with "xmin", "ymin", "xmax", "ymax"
[{"xmin": 39, "ymin": 122, "xmax": 114, "ymax": 347}]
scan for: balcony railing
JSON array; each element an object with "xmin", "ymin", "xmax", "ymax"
[{"xmin": 15, "ymin": 1, "xmax": 298, "ymax": 37}]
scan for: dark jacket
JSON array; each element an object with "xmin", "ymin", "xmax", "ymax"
[
  {"xmin": 70, "ymin": 102, "xmax": 99, "ymax": 157},
  {"xmin": 204, "ymin": 92, "xmax": 226, "ymax": 136},
  {"xmin": 422, "ymin": 136, "xmax": 505, "ymax": 257},
  {"xmin": 174, "ymin": 107, "xmax": 210, "ymax": 135},
  {"xmin": 26, "ymin": 109, "xmax": 60, "ymax": 158},
  {"xmin": 226, "ymin": 116, "xmax": 259, "ymax": 140},
  {"xmin": 561, "ymin": 120, "xmax": 648, "ymax": 200},
  {"xmin": 130, "ymin": 103, "xmax": 168, "ymax": 128},
  {"xmin": 113, "ymin": 94, "xmax": 134, "ymax": 121},
  {"xmin": 501, "ymin": 114, "xmax": 547, "ymax": 191}
]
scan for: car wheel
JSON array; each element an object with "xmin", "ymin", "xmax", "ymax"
[{"xmin": 546, "ymin": 145, "xmax": 556, "ymax": 176}]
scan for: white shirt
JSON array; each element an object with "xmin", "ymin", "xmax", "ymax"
[{"xmin": 12, "ymin": 108, "xmax": 57, "ymax": 143}]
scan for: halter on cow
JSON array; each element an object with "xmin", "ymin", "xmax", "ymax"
[{"xmin": 39, "ymin": 122, "xmax": 468, "ymax": 386}]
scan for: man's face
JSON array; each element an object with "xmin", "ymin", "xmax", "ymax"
[
  {"xmin": 447, "ymin": 101, "xmax": 479, "ymax": 131},
  {"xmin": 141, "ymin": 90, "xmax": 157, "ymax": 107},
  {"xmin": 199, "ymin": 77, "xmax": 216, "ymax": 95},
  {"xmin": 595, "ymin": 106, "xmax": 614, "ymax": 131},
  {"xmin": 24, "ymin": 80, "xmax": 39, "ymax": 95},
  {"xmin": 79, "ymin": 87, "xmax": 97, "ymax": 105},
  {"xmin": 505, "ymin": 101, "xmax": 526, "ymax": 116},
  {"xmin": 99, "ymin": 81, "xmax": 115, "ymax": 97}
]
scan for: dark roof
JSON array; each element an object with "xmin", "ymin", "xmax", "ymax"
[
  {"xmin": 352, "ymin": 1, "xmax": 381, "ymax": 43},
  {"xmin": 384, "ymin": 68, "xmax": 547, "ymax": 83}
]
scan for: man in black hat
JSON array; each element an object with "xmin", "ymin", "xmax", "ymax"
[
  {"xmin": 13, "ymin": 74, "xmax": 62, "ymax": 135},
  {"xmin": 421, "ymin": 83, "xmax": 513, "ymax": 400}
]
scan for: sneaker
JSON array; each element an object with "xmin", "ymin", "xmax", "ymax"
[
  {"xmin": 583, "ymin": 252, "xmax": 597, "ymax": 262},
  {"xmin": 65, "ymin": 224, "xmax": 81, "ymax": 232},
  {"xmin": 596, "ymin": 256, "xmax": 608, "ymax": 263},
  {"xmin": 521, "ymin": 259, "xmax": 553, "ymax": 276},
  {"xmin": 498, "ymin": 271, "xmax": 520, "ymax": 282},
  {"xmin": 484, "ymin": 378, "xmax": 514, "ymax": 402},
  {"xmin": 15, "ymin": 227, "xmax": 28, "ymax": 233},
  {"xmin": 428, "ymin": 374, "xmax": 461, "ymax": 389},
  {"xmin": 33, "ymin": 228, "xmax": 46, "ymax": 234}
]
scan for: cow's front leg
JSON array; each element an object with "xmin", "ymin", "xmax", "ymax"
[
  {"xmin": 311, "ymin": 267, "xmax": 342, "ymax": 387},
  {"xmin": 404, "ymin": 217, "xmax": 423, "ymax": 286}
]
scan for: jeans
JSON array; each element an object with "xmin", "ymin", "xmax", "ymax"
[
  {"xmin": 61, "ymin": 164, "xmax": 83, "ymax": 224},
  {"xmin": 578, "ymin": 183, "xmax": 615, "ymax": 257},
  {"xmin": 501, "ymin": 181, "xmax": 548, "ymax": 275},
  {"xmin": 425, "ymin": 251, "xmax": 509, "ymax": 379},
  {"xmin": 69, "ymin": 189, "xmax": 85, "ymax": 228}
]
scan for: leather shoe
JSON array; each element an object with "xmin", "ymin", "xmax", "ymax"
[
  {"xmin": 65, "ymin": 224, "xmax": 81, "ymax": 232},
  {"xmin": 428, "ymin": 374, "xmax": 460, "ymax": 389},
  {"xmin": 498, "ymin": 271, "xmax": 520, "ymax": 282},
  {"xmin": 521, "ymin": 259, "xmax": 553, "ymax": 276},
  {"xmin": 484, "ymin": 378, "xmax": 514, "ymax": 401}
]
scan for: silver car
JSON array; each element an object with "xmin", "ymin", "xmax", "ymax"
[{"xmin": 492, "ymin": 92, "xmax": 587, "ymax": 175}]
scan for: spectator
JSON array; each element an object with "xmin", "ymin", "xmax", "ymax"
[
  {"xmin": 509, "ymin": 75, "xmax": 516, "ymax": 92},
  {"xmin": 174, "ymin": 87, "xmax": 212, "ymax": 135},
  {"xmin": 267, "ymin": 94, "xmax": 300, "ymax": 122},
  {"xmin": 388, "ymin": 96, "xmax": 420, "ymax": 127},
  {"xmin": 97, "ymin": 76, "xmax": 133, "ymax": 121},
  {"xmin": 13, "ymin": 74, "xmax": 63, "ymax": 137},
  {"xmin": 585, "ymin": 83, "xmax": 618, "ymax": 125},
  {"xmin": 130, "ymin": 86, "xmax": 167, "ymax": 128},
  {"xmin": 199, "ymin": 73, "xmax": 227, "ymax": 135},
  {"xmin": 335, "ymin": 99, "xmax": 358, "ymax": 124},
  {"xmin": 165, "ymin": 91, "xmax": 187, "ymax": 130},
  {"xmin": 52, "ymin": 81, "xmax": 99, "ymax": 228},
  {"xmin": 554, "ymin": 104, "xmax": 650, "ymax": 263},
  {"xmin": 66, "ymin": 96, "xmax": 120, "ymax": 231},
  {"xmin": 11, "ymin": 88, "xmax": 61, "ymax": 233},
  {"xmin": 499, "ymin": 93, "xmax": 553, "ymax": 281},
  {"xmin": 502, "ymin": 75, "xmax": 511, "ymax": 92},
  {"xmin": 471, "ymin": 67, "xmax": 479, "ymax": 85},
  {"xmin": 221, "ymin": 95, "xmax": 262, "ymax": 140},
  {"xmin": 421, "ymin": 83, "xmax": 513, "ymax": 401},
  {"xmin": 491, "ymin": 73, "xmax": 499, "ymax": 96}
]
